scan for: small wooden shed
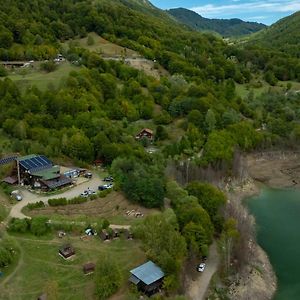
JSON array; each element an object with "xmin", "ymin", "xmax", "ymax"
[
  {"xmin": 83, "ymin": 262, "xmax": 96, "ymax": 275},
  {"xmin": 99, "ymin": 229, "xmax": 110, "ymax": 241},
  {"xmin": 59, "ymin": 245, "xmax": 75, "ymax": 259},
  {"xmin": 135, "ymin": 128, "xmax": 154, "ymax": 141}
]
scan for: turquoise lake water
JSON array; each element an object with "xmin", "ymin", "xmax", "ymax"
[{"xmin": 247, "ymin": 188, "xmax": 300, "ymax": 300}]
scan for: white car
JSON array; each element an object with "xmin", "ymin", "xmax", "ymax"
[
  {"xmin": 87, "ymin": 189, "xmax": 96, "ymax": 195},
  {"xmin": 80, "ymin": 191, "xmax": 89, "ymax": 197},
  {"xmin": 11, "ymin": 190, "xmax": 22, "ymax": 201},
  {"xmin": 197, "ymin": 263, "xmax": 206, "ymax": 272}
]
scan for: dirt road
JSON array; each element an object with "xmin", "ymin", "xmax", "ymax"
[
  {"xmin": 9, "ymin": 174, "xmax": 103, "ymax": 219},
  {"xmin": 186, "ymin": 241, "xmax": 220, "ymax": 300}
]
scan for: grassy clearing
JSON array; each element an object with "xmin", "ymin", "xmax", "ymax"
[
  {"xmin": 0, "ymin": 236, "xmax": 20, "ymax": 284},
  {"xmin": 63, "ymin": 32, "xmax": 139, "ymax": 57},
  {"xmin": 0, "ymin": 233, "xmax": 145, "ymax": 300},
  {"xmin": 236, "ymin": 79, "xmax": 300, "ymax": 99},
  {"xmin": 26, "ymin": 191, "xmax": 159, "ymax": 226},
  {"xmin": 6, "ymin": 62, "xmax": 80, "ymax": 92}
]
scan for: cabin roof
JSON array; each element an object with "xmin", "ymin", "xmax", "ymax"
[{"xmin": 130, "ymin": 261, "xmax": 164, "ymax": 285}]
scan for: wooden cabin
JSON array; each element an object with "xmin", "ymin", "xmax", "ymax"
[
  {"xmin": 83, "ymin": 262, "xmax": 96, "ymax": 275},
  {"xmin": 135, "ymin": 128, "xmax": 154, "ymax": 141},
  {"xmin": 129, "ymin": 261, "xmax": 164, "ymax": 296},
  {"xmin": 59, "ymin": 245, "xmax": 75, "ymax": 259}
]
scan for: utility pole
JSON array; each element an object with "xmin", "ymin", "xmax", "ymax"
[{"xmin": 17, "ymin": 159, "xmax": 21, "ymax": 186}]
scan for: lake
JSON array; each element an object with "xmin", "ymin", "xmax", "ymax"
[{"xmin": 247, "ymin": 188, "xmax": 300, "ymax": 299}]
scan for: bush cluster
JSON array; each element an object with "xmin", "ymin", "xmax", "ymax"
[
  {"xmin": 48, "ymin": 198, "xmax": 68, "ymax": 206},
  {"xmin": 8, "ymin": 217, "xmax": 50, "ymax": 236},
  {"xmin": 26, "ymin": 201, "xmax": 45, "ymax": 210}
]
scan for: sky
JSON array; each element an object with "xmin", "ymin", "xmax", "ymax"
[{"xmin": 150, "ymin": 0, "xmax": 300, "ymax": 25}]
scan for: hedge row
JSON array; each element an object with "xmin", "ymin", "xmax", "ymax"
[{"xmin": 26, "ymin": 201, "xmax": 45, "ymax": 210}]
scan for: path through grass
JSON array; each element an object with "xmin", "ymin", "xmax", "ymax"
[{"xmin": 0, "ymin": 233, "xmax": 145, "ymax": 300}]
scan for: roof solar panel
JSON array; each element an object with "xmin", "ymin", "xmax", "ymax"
[
  {"xmin": 19, "ymin": 155, "xmax": 53, "ymax": 171},
  {"xmin": 0, "ymin": 155, "xmax": 18, "ymax": 166}
]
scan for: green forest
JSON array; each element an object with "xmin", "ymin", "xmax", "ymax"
[
  {"xmin": 167, "ymin": 7, "xmax": 266, "ymax": 37},
  {"xmin": 1, "ymin": 0, "xmax": 300, "ymax": 299}
]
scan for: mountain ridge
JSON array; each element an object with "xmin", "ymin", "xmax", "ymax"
[
  {"xmin": 248, "ymin": 10, "xmax": 300, "ymax": 57},
  {"xmin": 167, "ymin": 7, "xmax": 267, "ymax": 37}
]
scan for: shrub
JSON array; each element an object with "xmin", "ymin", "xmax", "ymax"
[
  {"xmin": 48, "ymin": 198, "xmax": 68, "ymax": 206},
  {"xmin": 40, "ymin": 61, "xmax": 57, "ymax": 72},
  {"xmin": 0, "ymin": 246, "xmax": 12, "ymax": 267},
  {"xmin": 90, "ymin": 194, "xmax": 98, "ymax": 200},
  {"xmin": 8, "ymin": 218, "xmax": 30, "ymax": 233},
  {"xmin": 0, "ymin": 65, "xmax": 7, "ymax": 77},
  {"xmin": 87, "ymin": 34, "xmax": 95, "ymax": 46},
  {"xmin": 68, "ymin": 197, "xmax": 88, "ymax": 204},
  {"xmin": 26, "ymin": 201, "xmax": 45, "ymax": 210},
  {"xmin": 98, "ymin": 189, "xmax": 112, "ymax": 198},
  {"xmin": 95, "ymin": 255, "xmax": 122, "ymax": 300},
  {"xmin": 30, "ymin": 216, "xmax": 50, "ymax": 236},
  {"xmin": 0, "ymin": 182, "xmax": 14, "ymax": 196},
  {"xmin": 102, "ymin": 219, "xmax": 110, "ymax": 229},
  {"xmin": 0, "ymin": 205, "xmax": 7, "ymax": 222}
]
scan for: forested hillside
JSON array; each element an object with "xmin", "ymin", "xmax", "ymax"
[
  {"xmin": 1, "ymin": 1, "xmax": 300, "ymax": 298},
  {"xmin": 168, "ymin": 8, "xmax": 266, "ymax": 37},
  {"xmin": 0, "ymin": 0, "xmax": 300, "ymax": 170},
  {"xmin": 249, "ymin": 11, "xmax": 300, "ymax": 58}
]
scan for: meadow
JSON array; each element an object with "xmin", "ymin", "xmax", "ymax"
[{"xmin": 0, "ymin": 233, "xmax": 145, "ymax": 300}]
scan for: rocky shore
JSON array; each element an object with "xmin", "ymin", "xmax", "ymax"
[
  {"xmin": 224, "ymin": 151, "xmax": 300, "ymax": 300},
  {"xmin": 226, "ymin": 178, "xmax": 276, "ymax": 300}
]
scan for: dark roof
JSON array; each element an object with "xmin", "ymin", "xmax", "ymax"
[
  {"xmin": 2, "ymin": 176, "xmax": 18, "ymax": 184},
  {"xmin": 83, "ymin": 262, "xmax": 96, "ymax": 273},
  {"xmin": 130, "ymin": 261, "xmax": 164, "ymax": 285},
  {"xmin": 41, "ymin": 175, "xmax": 72, "ymax": 189},
  {"xmin": 17, "ymin": 154, "xmax": 53, "ymax": 172},
  {"xmin": 59, "ymin": 245, "xmax": 75, "ymax": 258}
]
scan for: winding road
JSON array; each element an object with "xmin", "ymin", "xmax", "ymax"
[
  {"xmin": 6, "ymin": 172, "xmax": 219, "ymax": 299},
  {"xmin": 186, "ymin": 241, "xmax": 220, "ymax": 300}
]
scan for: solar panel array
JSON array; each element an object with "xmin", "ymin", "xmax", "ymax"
[
  {"xmin": 0, "ymin": 155, "xmax": 18, "ymax": 166},
  {"xmin": 19, "ymin": 155, "xmax": 53, "ymax": 172}
]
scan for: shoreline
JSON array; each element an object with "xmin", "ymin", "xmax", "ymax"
[
  {"xmin": 225, "ymin": 177, "xmax": 277, "ymax": 300},
  {"xmin": 223, "ymin": 151, "xmax": 300, "ymax": 299}
]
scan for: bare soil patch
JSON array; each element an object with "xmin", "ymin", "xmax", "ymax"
[
  {"xmin": 26, "ymin": 192, "xmax": 158, "ymax": 219},
  {"xmin": 125, "ymin": 58, "xmax": 169, "ymax": 79},
  {"xmin": 247, "ymin": 151, "xmax": 300, "ymax": 188},
  {"xmin": 225, "ymin": 180, "xmax": 276, "ymax": 300}
]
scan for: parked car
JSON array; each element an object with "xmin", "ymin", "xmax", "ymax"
[
  {"xmin": 197, "ymin": 263, "xmax": 206, "ymax": 272},
  {"xmin": 87, "ymin": 189, "xmax": 96, "ymax": 195},
  {"xmin": 80, "ymin": 191, "xmax": 89, "ymax": 197},
  {"xmin": 98, "ymin": 183, "xmax": 113, "ymax": 191},
  {"xmin": 103, "ymin": 176, "xmax": 114, "ymax": 182},
  {"xmin": 11, "ymin": 190, "xmax": 22, "ymax": 201},
  {"xmin": 84, "ymin": 172, "xmax": 93, "ymax": 179}
]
